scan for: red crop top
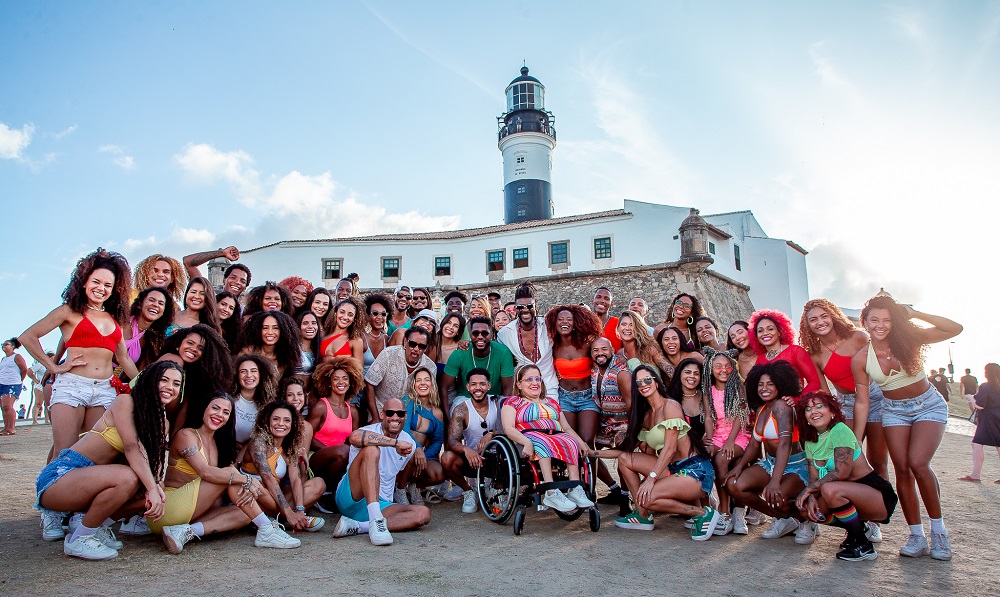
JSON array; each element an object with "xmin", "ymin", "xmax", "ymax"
[
  {"xmin": 822, "ymin": 351, "xmax": 856, "ymax": 392},
  {"xmin": 756, "ymin": 345, "xmax": 821, "ymax": 393},
  {"xmin": 554, "ymin": 357, "xmax": 592, "ymax": 380},
  {"xmin": 320, "ymin": 333, "xmax": 352, "ymax": 357},
  {"xmin": 65, "ymin": 314, "xmax": 122, "ymax": 353}
]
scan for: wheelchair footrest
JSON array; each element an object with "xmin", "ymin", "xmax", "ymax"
[{"xmin": 533, "ymin": 480, "xmax": 584, "ymax": 494}]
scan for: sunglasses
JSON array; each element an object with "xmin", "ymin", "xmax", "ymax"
[
  {"xmin": 674, "ymin": 301, "xmax": 693, "ymax": 309},
  {"xmin": 480, "ymin": 420, "xmax": 488, "ymax": 430},
  {"xmin": 384, "ymin": 409, "xmax": 407, "ymax": 418},
  {"xmin": 522, "ymin": 376, "xmax": 542, "ymax": 383},
  {"xmin": 515, "ymin": 303, "xmax": 535, "ymax": 311},
  {"xmin": 635, "ymin": 377, "xmax": 656, "ymax": 387},
  {"xmin": 370, "ymin": 310, "xmax": 387, "ymax": 317},
  {"xmin": 470, "ymin": 330, "xmax": 491, "ymax": 337},
  {"xmin": 407, "ymin": 341, "xmax": 428, "ymax": 350},
  {"xmin": 396, "ymin": 293, "xmax": 411, "ymax": 299}
]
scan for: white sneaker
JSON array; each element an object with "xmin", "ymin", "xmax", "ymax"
[
  {"xmin": 255, "ymin": 522, "xmax": 301, "ymax": 549},
  {"xmin": 541, "ymin": 489, "xmax": 577, "ymax": 513},
  {"xmin": 745, "ymin": 508, "xmax": 767, "ymax": 526},
  {"xmin": 162, "ymin": 524, "xmax": 196, "ymax": 554},
  {"xmin": 566, "ymin": 486, "xmax": 595, "ymax": 508},
  {"xmin": 865, "ymin": 521, "xmax": 883, "ymax": 543},
  {"xmin": 68, "ymin": 515, "xmax": 123, "ymax": 550},
  {"xmin": 930, "ymin": 532, "xmax": 952, "ymax": 561},
  {"xmin": 794, "ymin": 521, "xmax": 819, "ymax": 545},
  {"xmin": 407, "ymin": 483, "xmax": 425, "ymax": 506},
  {"xmin": 899, "ymin": 533, "xmax": 930, "ymax": 557},
  {"xmin": 713, "ymin": 514, "xmax": 734, "ymax": 536},
  {"xmin": 732, "ymin": 507, "xmax": 748, "ymax": 535},
  {"xmin": 761, "ymin": 517, "xmax": 800, "ymax": 539},
  {"xmin": 64, "ymin": 534, "xmax": 118, "ymax": 560},
  {"xmin": 461, "ymin": 490, "xmax": 478, "ymax": 513},
  {"xmin": 684, "ymin": 517, "xmax": 696, "ymax": 530},
  {"xmin": 119, "ymin": 515, "xmax": 151, "ymax": 536},
  {"xmin": 393, "ymin": 488, "xmax": 409, "ymax": 505},
  {"xmin": 41, "ymin": 511, "xmax": 65, "ymax": 541},
  {"xmin": 333, "ymin": 516, "xmax": 361, "ymax": 538},
  {"xmin": 369, "ymin": 517, "xmax": 393, "ymax": 546},
  {"xmin": 68, "ymin": 513, "xmax": 84, "ymax": 534},
  {"xmin": 303, "ymin": 516, "xmax": 326, "ymax": 532}
]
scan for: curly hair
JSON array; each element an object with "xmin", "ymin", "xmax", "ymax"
[
  {"xmin": 748, "ymin": 309, "xmax": 797, "ymax": 356},
  {"xmin": 243, "ymin": 282, "xmax": 294, "ymax": 319},
  {"xmin": 184, "ymin": 390, "xmax": 238, "ymax": 467},
  {"xmin": 860, "ymin": 295, "xmax": 925, "ymax": 376},
  {"xmin": 323, "ymin": 297, "xmax": 365, "ymax": 340},
  {"xmin": 130, "ymin": 286, "xmax": 175, "ymax": 369},
  {"xmin": 405, "ymin": 365, "xmax": 440, "ymax": 409},
  {"xmin": 726, "ymin": 320, "xmax": 751, "ymax": 351},
  {"xmin": 311, "ymin": 356, "xmax": 364, "ymax": 399},
  {"xmin": 795, "ymin": 391, "xmax": 846, "ymax": 444},
  {"xmin": 233, "ymin": 353, "xmax": 278, "ymax": 409},
  {"xmin": 701, "ymin": 348, "xmax": 750, "ymax": 426},
  {"xmin": 63, "ymin": 248, "xmax": 132, "ymax": 326},
  {"xmin": 224, "ymin": 263, "xmax": 252, "ymax": 288},
  {"xmin": 278, "ymin": 276, "xmax": 314, "ymax": 298},
  {"xmin": 798, "ymin": 298, "xmax": 858, "ymax": 356},
  {"xmin": 277, "ymin": 376, "xmax": 308, "ymax": 412},
  {"xmin": 664, "ymin": 292, "xmax": 705, "ymax": 324},
  {"xmin": 131, "ymin": 360, "xmax": 182, "ymax": 480},
  {"xmin": 253, "ymin": 400, "xmax": 304, "ymax": 461},
  {"xmin": 238, "ymin": 311, "xmax": 301, "ymax": 377},
  {"xmin": 745, "ymin": 361, "xmax": 802, "ymax": 411},
  {"xmin": 364, "ymin": 293, "xmax": 392, "ymax": 333},
  {"xmin": 215, "ymin": 291, "xmax": 241, "ymax": 353},
  {"xmin": 133, "ymin": 254, "xmax": 187, "ymax": 303},
  {"xmin": 296, "ymin": 310, "xmax": 321, "ymax": 365},
  {"xmin": 182, "ymin": 277, "xmax": 222, "ymax": 334},
  {"xmin": 617, "ymin": 310, "xmax": 661, "ymax": 365},
  {"xmin": 305, "ymin": 288, "xmax": 333, "ymax": 328},
  {"xmin": 545, "ymin": 304, "xmax": 603, "ymax": 349}
]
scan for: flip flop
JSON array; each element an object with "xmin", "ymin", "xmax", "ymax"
[
  {"xmin": 995, "ymin": 479, "xmax": 1000, "ymax": 484},
  {"xmin": 957, "ymin": 475, "xmax": 981, "ymax": 483}
]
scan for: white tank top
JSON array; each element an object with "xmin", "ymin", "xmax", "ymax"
[
  {"xmin": 234, "ymin": 397, "xmax": 258, "ymax": 444},
  {"xmin": 463, "ymin": 397, "xmax": 498, "ymax": 447},
  {"xmin": 0, "ymin": 355, "xmax": 21, "ymax": 385}
]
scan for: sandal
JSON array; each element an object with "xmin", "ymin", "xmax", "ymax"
[
  {"xmin": 957, "ymin": 475, "xmax": 982, "ymax": 483},
  {"xmin": 995, "ymin": 479, "xmax": 1000, "ymax": 484},
  {"xmin": 421, "ymin": 489, "xmax": 442, "ymax": 504}
]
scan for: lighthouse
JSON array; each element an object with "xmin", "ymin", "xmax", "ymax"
[{"xmin": 498, "ymin": 66, "xmax": 556, "ymax": 224}]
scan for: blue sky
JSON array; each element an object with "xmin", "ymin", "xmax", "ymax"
[{"xmin": 3, "ymin": 2, "xmax": 998, "ymax": 404}]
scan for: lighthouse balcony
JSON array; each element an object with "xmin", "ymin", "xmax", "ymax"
[{"xmin": 498, "ymin": 120, "xmax": 556, "ymax": 141}]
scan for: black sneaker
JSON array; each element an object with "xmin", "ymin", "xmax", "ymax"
[
  {"xmin": 597, "ymin": 487, "xmax": 623, "ymax": 505},
  {"xmin": 837, "ymin": 538, "xmax": 878, "ymax": 562}
]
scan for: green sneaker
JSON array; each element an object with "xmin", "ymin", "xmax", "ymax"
[
  {"xmin": 614, "ymin": 509, "xmax": 654, "ymax": 531},
  {"xmin": 690, "ymin": 506, "xmax": 721, "ymax": 541}
]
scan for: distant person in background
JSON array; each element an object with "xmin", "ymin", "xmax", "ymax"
[
  {"xmin": 958, "ymin": 363, "xmax": 1000, "ymax": 484},
  {"xmin": 961, "ymin": 368, "xmax": 979, "ymax": 418},
  {"xmin": 28, "ymin": 352, "xmax": 53, "ymax": 424},
  {"xmin": 17, "ymin": 405, "xmax": 26, "ymax": 419},
  {"xmin": 1, "ymin": 338, "xmax": 28, "ymax": 434},
  {"xmin": 929, "ymin": 368, "xmax": 950, "ymax": 402}
]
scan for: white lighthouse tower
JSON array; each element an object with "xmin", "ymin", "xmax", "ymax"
[{"xmin": 498, "ymin": 66, "xmax": 556, "ymax": 224}]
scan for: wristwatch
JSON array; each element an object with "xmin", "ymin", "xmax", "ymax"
[{"xmin": 648, "ymin": 471, "xmax": 657, "ymax": 479}]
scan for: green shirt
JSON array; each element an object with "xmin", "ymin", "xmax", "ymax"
[
  {"xmin": 443, "ymin": 341, "xmax": 515, "ymax": 398},
  {"xmin": 804, "ymin": 421, "xmax": 861, "ymax": 477}
]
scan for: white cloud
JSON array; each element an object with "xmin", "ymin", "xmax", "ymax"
[
  {"xmin": 175, "ymin": 143, "xmax": 262, "ymax": 205},
  {"xmin": 121, "ymin": 227, "xmax": 216, "ymax": 252},
  {"xmin": 98, "ymin": 144, "xmax": 136, "ymax": 170},
  {"xmin": 0, "ymin": 122, "xmax": 35, "ymax": 160},
  {"xmin": 50, "ymin": 124, "xmax": 78, "ymax": 141}
]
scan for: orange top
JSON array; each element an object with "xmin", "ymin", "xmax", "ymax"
[{"xmin": 554, "ymin": 357, "xmax": 592, "ymax": 381}]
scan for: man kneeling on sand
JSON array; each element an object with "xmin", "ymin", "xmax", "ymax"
[{"xmin": 333, "ymin": 398, "xmax": 431, "ymax": 545}]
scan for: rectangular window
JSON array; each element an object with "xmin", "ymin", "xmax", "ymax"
[
  {"xmin": 513, "ymin": 248, "xmax": 529, "ymax": 269},
  {"xmin": 516, "ymin": 186, "xmax": 527, "ymax": 194},
  {"xmin": 594, "ymin": 237, "xmax": 612, "ymax": 260},
  {"xmin": 382, "ymin": 257, "xmax": 400, "ymax": 279},
  {"xmin": 708, "ymin": 241, "xmax": 716, "ymax": 255},
  {"xmin": 434, "ymin": 256, "xmax": 451, "ymax": 277},
  {"xmin": 322, "ymin": 258, "xmax": 342, "ymax": 280},
  {"xmin": 549, "ymin": 241, "xmax": 568, "ymax": 265},
  {"xmin": 516, "ymin": 156, "xmax": 525, "ymax": 163},
  {"xmin": 487, "ymin": 250, "xmax": 505, "ymax": 272},
  {"xmin": 734, "ymin": 245, "xmax": 742, "ymax": 271}
]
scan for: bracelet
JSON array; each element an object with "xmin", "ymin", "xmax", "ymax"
[
  {"xmin": 242, "ymin": 476, "xmax": 253, "ymax": 493},
  {"xmin": 228, "ymin": 469, "xmax": 235, "ymax": 485},
  {"xmin": 295, "ymin": 505, "xmax": 305, "ymax": 512}
]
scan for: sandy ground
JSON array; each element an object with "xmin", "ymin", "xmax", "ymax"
[{"xmin": 1, "ymin": 417, "xmax": 997, "ymax": 597}]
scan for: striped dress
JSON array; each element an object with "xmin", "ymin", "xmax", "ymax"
[{"xmin": 506, "ymin": 395, "xmax": 579, "ymax": 465}]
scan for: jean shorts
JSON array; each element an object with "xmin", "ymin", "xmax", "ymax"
[
  {"xmin": 881, "ymin": 384, "xmax": 949, "ymax": 428},
  {"xmin": 0, "ymin": 384, "xmax": 20, "ymax": 398},
  {"xmin": 558, "ymin": 387, "xmax": 599, "ymax": 414},
  {"xmin": 51, "ymin": 372, "xmax": 116, "ymax": 409},
  {"xmin": 757, "ymin": 451, "xmax": 810, "ymax": 485},
  {"xmin": 837, "ymin": 382, "xmax": 884, "ymax": 424},
  {"xmin": 36, "ymin": 448, "xmax": 95, "ymax": 511},
  {"xmin": 668, "ymin": 455, "xmax": 715, "ymax": 495}
]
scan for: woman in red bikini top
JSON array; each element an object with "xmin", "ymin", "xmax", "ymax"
[
  {"xmin": 320, "ymin": 298, "xmax": 364, "ymax": 363},
  {"xmin": 18, "ymin": 248, "xmax": 140, "ymax": 458},
  {"xmin": 545, "ymin": 305, "xmax": 603, "ymax": 448}
]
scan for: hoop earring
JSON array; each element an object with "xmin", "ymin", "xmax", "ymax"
[{"xmin": 687, "ymin": 316, "xmax": 695, "ymax": 326}]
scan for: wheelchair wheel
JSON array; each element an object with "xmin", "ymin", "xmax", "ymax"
[
  {"xmin": 477, "ymin": 435, "xmax": 521, "ymax": 525},
  {"xmin": 589, "ymin": 507, "xmax": 600, "ymax": 532},
  {"xmin": 513, "ymin": 507, "xmax": 525, "ymax": 536}
]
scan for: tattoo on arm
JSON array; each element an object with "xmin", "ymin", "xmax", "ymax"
[
  {"xmin": 179, "ymin": 445, "xmax": 198, "ymax": 458},
  {"xmin": 361, "ymin": 430, "xmax": 367, "ymax": 446},
  {"xmin": 448, "ymin": 407, "xmax": 467, "ymax": 449},
  {"xmin": 807, "ymin": 446, "xmax": 853, "ymax": 491}
]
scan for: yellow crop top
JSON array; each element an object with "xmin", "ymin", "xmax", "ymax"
[
  {"xmin": 866, "ymin": 345, "xmax": 924, "ymax": 391},
  {"xmin": 638, "ymin": 418, "xmax": 690, "ymax": 452},
  {"xmin": 85, "ymin": 413, "xmax": 125, "ymax": 453},
  {"xmin": 173, "ymin": 432, "xmax": 207, "ymax": 476}
]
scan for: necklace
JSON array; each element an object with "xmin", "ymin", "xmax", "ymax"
[
  {"xmin": 471, "ymin": 348, "xmax": 492, "ymax": 372},
  {"xmin": 875, "ymin": 348, "xmax": 895, "ymax": 361},
  {"xmin": 517, "ymin": 322, "xmax": 540, "ymax": 362},
  {"xmin": 87, "ymin": 304, "xmax": 105, "ymax": 312},
  {"xmin": 765, "ymin": 345, "xmax": 784, "ymax": 360},
  {"xmin": 821, "ymin": 339, "xmax": 840, "ymax": 354},
  {"xmin": 682, "ymin": 391, "xmax": 699, "ymax": 397}
]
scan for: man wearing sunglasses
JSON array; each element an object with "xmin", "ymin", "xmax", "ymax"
[
  {"xmin": 387, "ymin": 285, "xmax": 412, "ymax": 336},
  {"xmin": 496, "ymin": 285, "xmax": 558, "ymax": 399},
  {"xmin": 441, "ymin": 368, "xmax": 502, "ymax": 514},
  {"xmin": 440, "ymin": 317, "xmax": 515, "ymax": 416},
  {"xmin": 333, "ymin": 397, "xmax": 431, "ymax": 545},
  {"xmin": 364, "ymin": 327, "xmax": 436, "ymax": 420}
]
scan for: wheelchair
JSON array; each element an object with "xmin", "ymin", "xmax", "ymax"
[{"xmin": 476, "ymin": 433, "xmax": 600, "ymax": 535}]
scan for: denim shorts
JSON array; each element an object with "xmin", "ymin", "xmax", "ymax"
[
  {"xmin": 36, "ymin": 449, "xmax": 95, "ymax": 511},
  {"xmin": 558, "ymin": 387, "xmax": 599, "ymax": 414},
  {"xmin": 881, "ymin": 384, "xmax": 949, "ymax": 427},
  {"xmin": 0, "ymin": 384, "xmax": 20, "ymax": 398},
  {"xmin": 51, "ymin": 372, "xmax": 116, "ymax": 409},
  {"xmin": 837, "ymin": 382, "xmax": 884, "ymax": 424},
  {"xmin": 668, "ymin": 455, "xmax": 715, "ymax": 495},
  {"xmin": 757, "ymin": 451, "xmax": 810, "ymax": 485}
]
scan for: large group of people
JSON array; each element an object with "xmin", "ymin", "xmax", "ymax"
[{"xmin": 15, "ymin": 245, "xmax": 966, "ymax": 564}]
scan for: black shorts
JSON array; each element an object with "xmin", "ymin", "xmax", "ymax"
[
  {"xmin": 856, "ymin": 471, "xmax": 898, "ymax": 524},
  {"xmin": 457, "ymin": 451, "xmax": 479, "ymax": 478}
]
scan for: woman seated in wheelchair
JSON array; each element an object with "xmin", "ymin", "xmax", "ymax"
[
  {"xmin": 602, "ymin": 365, "xmax": 721, "ymax": 540},
  {"xmin": 501, "ymin": 364, "xmax": 596, "ymax": 513}
]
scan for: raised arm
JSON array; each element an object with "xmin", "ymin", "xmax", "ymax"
[
  {"xmin": 906, "ymin": 306, "xmax": 962, "ymax": 345},
  {"xmin": 183, "ymin": 246, "xmax": 240, "ymax": 280}
]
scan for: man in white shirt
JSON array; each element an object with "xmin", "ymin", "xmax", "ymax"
[
  {"xmin": 496, "ymin": 285, "xmax": 558, "ymax": 399},
  {"xmin": 364, "ymin": 327, "xmax": 436, "ymax": 420},
  {"xmin": 333, "ymin": 397, "xmax": 431, "ymax": 546}
]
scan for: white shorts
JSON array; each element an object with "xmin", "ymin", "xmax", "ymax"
[{"xmin": 50, "ymin": 372, "xmax": 116, "ymax": 409}]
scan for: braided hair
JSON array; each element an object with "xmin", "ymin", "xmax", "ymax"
[
  {"xmin": 131, "ymin": 360, "xmax": 183, "ymax": 480},
  {"xmin": 701, "ymin": 347, "xmax": 749, "ymax": 427}
]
